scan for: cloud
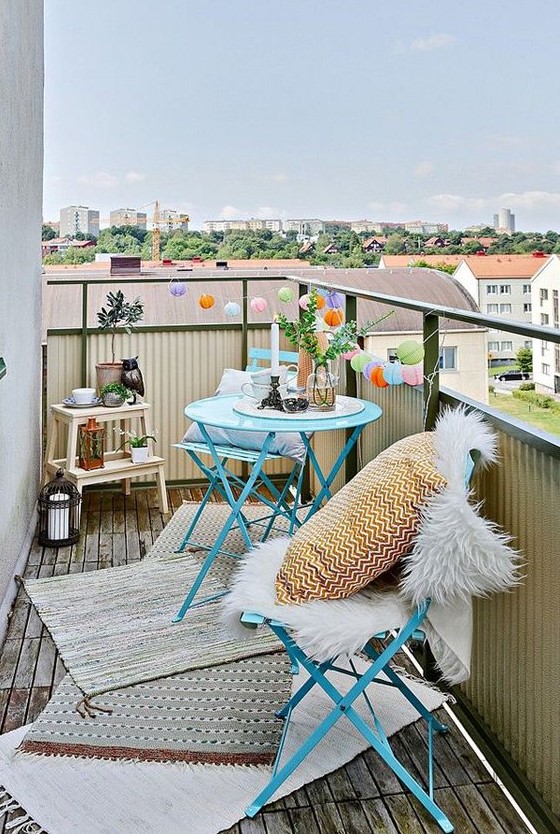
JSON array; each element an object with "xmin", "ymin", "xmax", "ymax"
[
  {"xmin": 76, "ymin": 171, "xmax": 118, "ymax": 189},
  {"xmin": 497, "ymin": 190, "xmax": 560, "ymax": 210},
  {"xmin": 124, "ymin": 171, "xmax": 145, "ymax": 183},
  {"xmin": 268, "ymin": 172, "xmax": 288, "ymax": 184},
  {"xmin": 414, "ymin": 161, "xmax": 433, "ymax": 178},
  {"xmin": 219, "ymin": 204, "xmax": 242, "ymax": 219},
  {"xmin": 367, "ymin": 200, "xmax": 409, "ymax": 217},
  {"xmin": 411, "ymin": 33, "xmax": 455, "ymax": 52},
  {"xmin": 427, "ymin": 193, "xmax": 488, "ymax": 213}
]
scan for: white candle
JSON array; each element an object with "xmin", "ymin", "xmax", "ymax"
[
  {"xmin": 48, "ymin": 494, "xmax": 70, "ymax": 541},
  {"xmin": 270, "ymin": 321, "xmax": 280, "ymax": 375}
]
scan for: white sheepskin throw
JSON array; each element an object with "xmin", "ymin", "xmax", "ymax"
[{"xmin": 222, "ymin": 406, "xmax": 521, "ymax": 684}]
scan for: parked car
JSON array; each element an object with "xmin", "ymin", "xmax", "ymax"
[{"xmin": 496, "ymin": 370, "xmax": 531, "ymax": 382}]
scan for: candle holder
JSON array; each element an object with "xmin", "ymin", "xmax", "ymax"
[{"xmin": 257, "ymin": 375, "xmax": 285, "ymax": 411}]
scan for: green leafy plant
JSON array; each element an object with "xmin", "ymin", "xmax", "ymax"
[
  {"xmin": 97, "ymin": 290, "xmax": 144, "ymax": 364},
  {"xmin": 276, "ymin": 288, "xmax": 393, "ymax": 368},
  {"xmin": 114, "ymin": 428, "xmax": 157, "ymax": 449},
  {"xmin": 100, "ymin": 382, "xmax": 130, "ymax": 398}
]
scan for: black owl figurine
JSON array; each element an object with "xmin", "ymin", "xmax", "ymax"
[{"xmin": 121, "ymin": 357, "xmax": 145, "ymax": 404}]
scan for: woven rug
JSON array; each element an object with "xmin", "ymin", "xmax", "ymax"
[
  {"xmin": 1, "ymin": 664, "xmax": 447, "ymax": 834},
  {"xmin": 23, "ymin": 503, "xmax": 288, "ymax": 697},
  {"xmin": 19, "ymin": 652, "xmax": 292, "ymax": 766}
]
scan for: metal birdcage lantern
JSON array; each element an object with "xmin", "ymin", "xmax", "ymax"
[
  {"xmin": 78, "ymin": 417, "xmax": 105, "ymax": 470},
  {"xmin": 38, "ymin": 469, "xmax": 81, "ymax": 547}
]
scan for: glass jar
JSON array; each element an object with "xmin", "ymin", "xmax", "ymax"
[{"xmin": 306, "ymin": 360, "xmax": 338, "ymax": 411}]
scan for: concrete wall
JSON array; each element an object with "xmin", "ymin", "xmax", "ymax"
[
  {"xmin": 531, "ymin": 255, "xmax": 560, "ymax": 394},
  {"xmin": 0, "ymin": 2, "xmax": 44, "ymax": 631}
]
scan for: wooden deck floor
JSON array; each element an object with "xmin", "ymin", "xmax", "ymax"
[{"xmin": 0, "ymin": 486, "xmax": 532, "ymax": 834}]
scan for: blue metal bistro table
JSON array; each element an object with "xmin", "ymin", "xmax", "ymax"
[{"xmin": 173, "ymin": 394, "xmax": 382, "ymax": 620}]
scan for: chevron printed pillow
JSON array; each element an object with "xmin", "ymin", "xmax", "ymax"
[{"xmin": 275, "ymin": 432, "xmax": 447, "ymax": 604}]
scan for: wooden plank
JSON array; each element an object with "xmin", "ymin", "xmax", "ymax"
[
  {"xmin": 27, "ymin": 685, "xmax": 52, "ymax": 725},
  {"xmin": 13, "ymin": 638, "xmax": 40, "ymax": 688},
  {"xmin": 336, "ymin": 799, "xmax": 375, "ymax": 833},
  {"xmin": 478, "ymin": 783, "xmax": 532, "ymax": 834},
  {"xmin": 286, "ymin": 806, "xmax": 321, "ymax": 834},
  {"xmin": 33, "ymin": 633, "xmax": 58, "ymax": 687},
  {"xmin": 239, "ymin": 817, "xmax": 268, "ymax": 834},
  {"xmin": 326, "ymin": 767, "xmax": 358, "ymax": 802},
  {"xmin": 383, "ymin": 794, "xmax": 427, "ymax": 834},
  {"xmin": 344, "ymin": 754, "xmax": 381, "ymax": 799},
  {"xmin": 0, "ymin": 639, "xmax": 21, "ymax": 688},
  {"xmin": 304, "ymin": 776, "xmax": 334, "ymax": 808},
  {"xmin": 112, "ymin": 531, "xmax": 128, "ymax": 566},
  {"xmin": 2, "ymin": 688, "xmax": 30, "ymax": 733},
  {"xmin": 361, "ymin": 797, "xmax": 400, "ymax": 834},
  {"xmin": 311, "ymin": 801, "xmax": 346, "ymax": 832},
  {"xmin": 262, "ymin": 809, "xmax": 295, "ymax": 834},
  {"xmin": 453, "ymin": 783, "xmax": 511, "ymax": 833}
]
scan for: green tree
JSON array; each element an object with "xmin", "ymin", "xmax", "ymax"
[
  {"xmin": 516, "ymin": 347, "xmax": 533, "ymax": 374},
  {"xmin": 42, "ymin": 224, "xmax": 56, "ymax": 241}
]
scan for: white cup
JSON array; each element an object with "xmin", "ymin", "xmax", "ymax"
[
  {"xmin": 248, "ymin": 364, "xmax": 298, "ymax": 388},
  {"xmin": 241, "ymin": 380, "xmax": 288, "ymax": 401},
  {"xmin": 72, "ymin": 387, "xmax": 96, "ymax": 404}
]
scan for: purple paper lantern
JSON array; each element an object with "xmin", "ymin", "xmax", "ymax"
[
  {"xmin": 326, "ymin": 291, "xmax": 345, "ymax": 309},
  {"xmin": 169, "ymin": 280, "xmax": 187, "ymax": 297}
]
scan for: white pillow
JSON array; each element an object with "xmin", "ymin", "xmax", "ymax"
[{"xmin": 182, "ymin": 368, "xmax": 308, "ymax": 464}]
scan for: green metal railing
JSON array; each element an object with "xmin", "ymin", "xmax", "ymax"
[{"xmin": 0, "ymin": 357, "xmax": 6, "ymax": 380}]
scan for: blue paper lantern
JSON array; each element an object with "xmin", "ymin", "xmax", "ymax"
[
  {"xmin": 224, "ymin": 301, "xmax": 241, "ymax": 317},
  {"xmin": 382, "ymin": 361, "xmax": 404, "ymax": 385}
]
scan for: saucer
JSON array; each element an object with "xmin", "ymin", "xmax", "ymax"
[{"xmin": 62, "ymin": 397, "xmax": 102, "ymax": 408}]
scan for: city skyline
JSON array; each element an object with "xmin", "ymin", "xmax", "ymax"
[{"xmin": 44, "ymin": 0, "xmax": 560, "ymax": 232}]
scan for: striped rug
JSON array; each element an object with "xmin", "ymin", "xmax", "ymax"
[{"xmin": 23, "ymin": 503, "xmax": 287, "ymax": 697}]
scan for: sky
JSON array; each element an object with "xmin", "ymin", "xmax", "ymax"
[{"xmin": 44, "ymin": 0, "xmax": 560, "ymax": 232}]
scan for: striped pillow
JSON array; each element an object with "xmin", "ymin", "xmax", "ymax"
[{"xmin": 275, "ymin": 432, "xmax": 447, "ymax": 605}]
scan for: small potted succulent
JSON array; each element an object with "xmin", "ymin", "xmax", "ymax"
[
  {"xmin": 115, "ymin": 429, "xmax": 157, "ymax": 463},
  {"xmin": 100, "ymin": 381, "xmax": 131, "ymax": 408},
  {"xmin": 96, "ymin": 290, "xmax": 144, "ymax": 392}
]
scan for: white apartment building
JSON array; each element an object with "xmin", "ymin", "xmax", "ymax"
[
  {"xmin": 159, "ymin": 210, "xmax": 189, "ymax": 232},
  {"xmin": 349, "ymin": 220, "xmax": 384, "ymax": 234},
  {"xmin": 453, "ymin": 254, "xmax": 547, "ymax": 360},
  {"xmin": 404, "ymin": 221, "xmax": 449, "ymax": 235},
  {"xmin": 109, "ymin": 208, "xmax": 147, "ymax": 229},
  {"xmin": 59, "ymin": 205, "xmax": 100, "ymax": 238},
  {"xmin": 530, "ymin": 254, "xmax": 560, "ymax": 395},
  {"xmin": 202, "ymin": 218, "xmax": 282, "ymax": 233},
  {"xmin": 493, "ymin": 208, "xmax": 515, "ymax": 234},
  {"xmin": 283, "ymin": 218, "xmax": 325, "ymax": 238}
]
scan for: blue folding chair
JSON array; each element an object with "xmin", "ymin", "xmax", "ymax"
[{"xmin": 230, "ymin": 453, "xmax": 478, "ymax": 833}]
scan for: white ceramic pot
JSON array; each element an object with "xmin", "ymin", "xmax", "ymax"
[{"xmin": 130, "ymin": 446, "xmax": 149, "ymax": 464}]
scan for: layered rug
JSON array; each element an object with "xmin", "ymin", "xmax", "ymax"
[
  {"xmin": 22, "ymin": 503, "xmax": 288, "ymax": 697},
  {"xmin": 1, "ymin": 664, "xmax": 447, "ymax": 834},
  {"xmin": 19, "ymin": 653, "xmax": 293, "ymax": 766}
]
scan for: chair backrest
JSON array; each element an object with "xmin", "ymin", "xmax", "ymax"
[{"xmin": 246, "ymin": 346, "xmax": 299, "ymax": 372}]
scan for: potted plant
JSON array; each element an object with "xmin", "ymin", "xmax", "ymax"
[
  {"xmin": 100, "ymin": 381, "xmax": 131, "ymax": 408},
  {"xmin": 96, "ymin": 290, "xmax": 144, "ymax": 392},
  {"xmin": 115, "ymin": 429, "xmax": 157, "ymax": 464}
]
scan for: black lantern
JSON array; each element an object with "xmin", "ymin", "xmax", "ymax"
[{"xmin": 38, "ymin": 469, "xmax": 81, "ymax": 547}]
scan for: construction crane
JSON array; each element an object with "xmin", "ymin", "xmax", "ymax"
[{"xmin": 151, "ymin": 200, "xmax": 190, "ymax": 262}]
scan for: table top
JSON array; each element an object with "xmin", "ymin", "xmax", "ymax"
[
  {"xmin": 51, "ymin": 401, "xmax": 151, "ymax": 419},
  {"xmin": 184, "ymin": 394, "xmax": 382, "ymax": 434}
]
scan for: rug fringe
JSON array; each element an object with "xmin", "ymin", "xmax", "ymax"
[
  {"xmin": 75, "ymin": 696, "xmax": 114, "ymax": 718},
  {"xmin": 0, "ymin": 788, "xmax": 47, "ymax": 832}
]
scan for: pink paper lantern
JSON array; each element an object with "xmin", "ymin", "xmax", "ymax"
[
  {"xmin": 401, "ymin": 363, "xmax": 424, "ymax": 386},
  {"xmin": 250, "ymin": 297, "xmax": 267, "ymax": 313},
  {"xmin": 299, "ymin": 294, "xmax": 310, "ymax": 310},
  {"xmin": 341, "ymin": 345, "xmax": 360, "ymax": 360}
]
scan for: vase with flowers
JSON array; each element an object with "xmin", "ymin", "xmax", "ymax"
[
  {"xmin": 114, "ymin": 429, "xmax": 157, "ymax": 463},
  {"xmin": 276, "ymin": 289, "xmax": 392, "ymax": 411}
]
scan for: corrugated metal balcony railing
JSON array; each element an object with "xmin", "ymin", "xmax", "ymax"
[{"xmin": 44, "ymin": 272, "xmax": 560, "ymax": 834}]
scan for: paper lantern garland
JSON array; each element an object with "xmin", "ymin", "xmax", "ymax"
[{"xmin": 346, "ymin": 340, "xmax": 425, "ymax": 388}]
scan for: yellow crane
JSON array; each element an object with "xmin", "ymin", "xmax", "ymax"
[{"xmin": 151, "ymin": 200, "xmax": 190, "ymax": 262}]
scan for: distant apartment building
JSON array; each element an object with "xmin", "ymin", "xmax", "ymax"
[
  {"xmin": 349, "ymin": 220, "xmax": 384, "ymax": 234},
  {"xmin": 493, "ymin": 208, "xmax": 515, "ymax": 234},
  {"xmin": 453, "ymin": 254, "xmax": 547, "ymax": 360},
  {"xmin": 283, "ymin": 218, "xmax": 325, "ymax": 238},
  {"xmin": 59, "ymin": 205, "xmax": 100, "ymax": 238},
  {"xmin": 404, "ymin": 220, "xmax": 449, "ymax": 235},
  {"xmin": 530, "ymin": 254, "xmax": 560, "ymax": 395},
  {"xmin": 159, "ymin": 210, "xmax": 189, "ymax": 232},
  {"xmin": 202, "ymin": 218, "xmax": 281, "ymax": 233},
  {"xmin": 109, "ymin": 208, "xmax": 147, "ymax": 229}
]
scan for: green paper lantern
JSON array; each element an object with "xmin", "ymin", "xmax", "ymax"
[
  {"xmin": 278, "ymin": 286, "xmax": 294, "ymax": 303},
  {"xmin": 350, "ymin": 352, "xmax": 372, "ymax": 372},
  {"xmin": 396, "ymin": 340, "xmax": 425, "ymax": 366}
]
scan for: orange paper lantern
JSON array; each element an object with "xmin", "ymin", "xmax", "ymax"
[
  {"xmin": 370, "ymin": 365, "xmax": 389, "ymax": 388},
  {"xmin": 199, "ymin": 294, "xmax": 215, "ymax": 309},
  {"xmin": 315, "ymin": 294, "xmax": 326, "ymax": 310},
  {"xmin": 323, "ymin": 308, "xmax": 343, "ymax": 327}
]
